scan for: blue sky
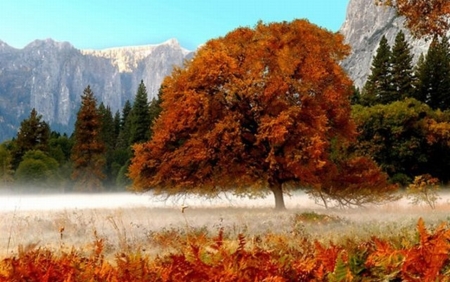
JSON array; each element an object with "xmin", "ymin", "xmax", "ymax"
[{"xmin": 0, "ymin": 1, "xmax": 349, "ymax": 51}]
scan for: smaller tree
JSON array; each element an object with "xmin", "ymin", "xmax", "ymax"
[
  {"xmin": 406, "ymin": 174, "xmax": 440, "ymax": 209},
  {"xmin": 311, "ymin": 155, "xmax": 398, "ymax": 208},
  {"xmin": 148, "ymin": 86, "xmax": 163, "ymax": 138},
  {"xmin": 15, "ymin": 150, "xmax": 60, "ymax": 189},
  {"xmin": 12, "ymin": 108, "xmax": 50, "ymax": 169},
  {"xmin": 71, "ymin": 86, "xmax": 105, "ymax": 192},
  {"xmin": 0, "ymin": 144, "xmax": 14, "ymax": 186},
  {"xmin": 98, "ymin": 103, "xmax": 117, "ymax": 188},
  {"xmin": 48, "ymin": 132, "xmax": 73, "ymax": 165}
]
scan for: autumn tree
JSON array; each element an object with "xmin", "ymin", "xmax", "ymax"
[
  {"xmin": 377, "ymin": 0, "xmax": 450, "ymax": 38},
  {"xmin": 71, "ymin": 86, "xmax": 105, "ymax": 192},
  {"xmin": 12, "ymin": 108, "xmax": 50, "ymax": 169},
  {"xmin": 129, "ymin": 20, "xmax": 395, "ymax": 209}
]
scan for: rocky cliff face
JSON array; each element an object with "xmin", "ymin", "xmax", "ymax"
[
  {"xmin": 0, "ymin": 38, "xmax": 193, "ymax": 141},
  {"xmin": 340, "ymin": 0, "xmax": 431, "ymax": 89}
]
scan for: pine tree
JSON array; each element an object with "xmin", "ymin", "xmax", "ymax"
[
  {"xmin": 148, "ymin": 86, "xmax": 164, "ymax": 138},
  {"xmin": 362, "ymin": 36, "xmax": 392, "ymax": 105},
  {"xmin": 12, "ymin": 108, "xmax": 50, "ymax": 169},
  {"xmin": 116, "ymin": 100, "xmax": 132, "ymax": 152},
  {"xmin": 71, "ymin": 86, "xmax": 105, "ymax": 192},
  {"xmin": 390, "ymin": 30, "xmax": 415, "ymax": 100},
  {"xmin": 350, "ymin": 86, "xmax": 362, "ymax": 105},
  {"xmin": 129, "ymin": 80, "xmax": 151, "ymax": 145},
  {"xmin": 0, "ymin": 144, "xmax": 13, "ymax": 186},
  {"xmin": 98, "ymin": 103, "xmax": 115, "ymax": 151},
  {"xmin": 113, "ymin": 110, "xmax": 121, "ymax": 143},
  {"xmin": 113, "ymin": 82, "xmax": 152, "ymax": 189},
  {"xmin": 98, "ymin": 103, "xmax": 116, "ymax": 188},
  {"xmin": 120, "ymin": 100, "xmax": 132, "ymax": 129},
  {"xmin": 415, "ymin": 36, "xmax": 450, "ymax": 110},
  {"xmin": 413, "ymin": 53, "xmax": 426, "ymax": 91}
]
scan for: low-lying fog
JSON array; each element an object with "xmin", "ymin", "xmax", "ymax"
[
  {"xmin": 1, "ymin": 190, "xmax": 448, "ymax": 212},
  {"xmin": 0, "ymin": 191, "xmax": 321, "ymax": 212}
]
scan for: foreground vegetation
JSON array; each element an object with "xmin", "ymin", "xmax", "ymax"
[{"xmin": 1, "ymin": 194, "xmax": 450, "ymax": 281}]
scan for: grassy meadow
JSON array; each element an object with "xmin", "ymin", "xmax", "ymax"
[{"xmin": 1, "ymin": 191, "xmax": 450, "ymax": 280}]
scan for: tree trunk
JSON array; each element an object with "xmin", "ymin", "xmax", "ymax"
[{"xmin": 270, "ymin": 181, "xmax": 286, "ymax": 210}]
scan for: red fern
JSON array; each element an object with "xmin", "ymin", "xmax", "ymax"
[{"xmin": 401, "ymin": 218, "xmax": 450, "ymax": 281}]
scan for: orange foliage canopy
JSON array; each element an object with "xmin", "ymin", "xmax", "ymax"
[
  {"xmin": 377, "ymin": 0, "xmax": 450, "ymax": 37},
  {"xmin": 129, "ymin": 20, "xmax": 393, "ymax": 209}
]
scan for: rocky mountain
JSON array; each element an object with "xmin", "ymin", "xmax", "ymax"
[
  {"xmin": 0, "ymin": 38, "xmax": 193, "ymax": 142},
  {"xmin": 340, "ymin": 0, "xmax": 431, "ymax": 89}
]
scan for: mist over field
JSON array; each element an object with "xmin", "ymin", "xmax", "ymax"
[{"xmin": 0, "ymin": 190, "xmax": 320, "ymax": 212}]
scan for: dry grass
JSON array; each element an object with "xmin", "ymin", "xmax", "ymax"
[{"xmin": 1, "ymin": 191, "xmax": 450, "ymax": 261}]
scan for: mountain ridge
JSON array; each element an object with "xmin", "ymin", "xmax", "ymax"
[{"xmin": 0, "ymin": 38, "xmax": 193, "ymax": 141}]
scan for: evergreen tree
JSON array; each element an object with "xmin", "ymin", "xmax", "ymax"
[
  {"xmin": 413, "ymin": 53, "xmax": 425, "ymax": 91},
  {"xmin": 116, "ymin": 100, "xmax": 132, "ymax": 152},
  {"xmin": 415, "ymin": 36, "xmax": 450, "ymax": 110},
  {"xmin": 98, "ymin": 103, "xmax": 115, "ymax": 151},
  {"xmin": 98, "ymin": 103, "xmax": 116, "ymax": 188},
  {"xmin": 362, "ymin": 36, "xmax": 392, "ymax": 105},
  {"xmin": 120, "ymin": 100, "xmax": 132, "ymax": 129},
  {"xmin": 48, "ymin": 132, "xmax": 72, "ymax": 165},
  {"xmin": 148, "ymin": 86, "xmax": 164, "ymax": 138},
  {"xmin": 390, "ymin": 30, "xmax": 415, "ymax": 100},
  {"xmin": 48, "ymin": 132, "xmax": 73, "ymax": 190},
  {"xmin": 113, "ymin": 110, "xmax": 121, "ymax": 143},
  {"xmin": 110, "ymin": 110, "xmax": 124, "ymax": 189},
  {"xmin": 129, "ymin": 80, "xmax": 151, "ymax": 145},
  {"xmin": 12, "ymin": 108, "xmax": 50, "ymax": 169},
  {"xmin": 114, "ymin": 82, "xmax": 152, "ymax": 189},
  {"xmin": 350, "ymin": 86, "xmax": 362, "ymax": 105},
  {"xmin": 71, "ymin": 86, "xmax": 106, "ymax": 192},
  {"xmin": 114, "ymin": 101, "xmax": 134, "ymax": 189},
  {"xmin": 0, "ymin": 144, "xmax": 13, "ymax": 186}
]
